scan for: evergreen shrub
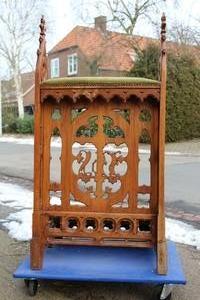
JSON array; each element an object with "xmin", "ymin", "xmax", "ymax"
[{"xmin": 129, "ymin": 44, "xmax": 200, "ymax": 142}]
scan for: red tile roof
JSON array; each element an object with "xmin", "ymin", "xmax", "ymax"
[
  {"xmin": 49, "ymin": 26, "xmax": 154, "ymax": 72},
  {"xmin": 49, "ymin": 24, "xmax": 200, "ymax": 73}
]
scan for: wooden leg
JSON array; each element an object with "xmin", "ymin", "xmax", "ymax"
[
  {"xmin": 30, "ymin": 212, "xmax": 45, "ymax": 269},
  {"xmin": 30, "ymin": 237, "xmax": 44, "ymax": 269},
  {"xmin": 157, "ymin": 239, "xmax": 167, "ymax": 274},
  {"xmin": 157, "ymin": 213, "xmax": 167, "ymax": 274}
]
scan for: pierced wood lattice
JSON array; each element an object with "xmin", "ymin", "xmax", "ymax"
[{"xmin": 31, "ymin": 15, "xmax": 167, "ymax": 275}]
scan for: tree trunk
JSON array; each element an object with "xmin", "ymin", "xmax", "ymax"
[{"xmin": 13, "ymin": 69, "xmax": 24, "ymax": 118}]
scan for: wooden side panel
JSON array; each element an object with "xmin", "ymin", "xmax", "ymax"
[
  {"xmin": 37, "ymin": 95, "xmax": 159, "ymax": 248},
  {"xmin": 157, "ymin": 14, "xmax": 167, "ymax": 275},
  {"xmin": 31, "ymin": 16, "xmax": 47, "ymax": 269},
  {"xmin": 31, "ymin": 15, "xmax": 167, "ymax": 275}
]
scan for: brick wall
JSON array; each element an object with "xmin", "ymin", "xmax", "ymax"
[
  {"xmin": 48, "ymin": 47, "xmax": 91, "ymax": 78},
  {"xmin": 48, "ymin": 47, "xmax": 125, "ymax": 78}
]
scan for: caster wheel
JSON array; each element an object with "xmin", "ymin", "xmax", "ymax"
[
  {"xmin": 151, "ymin": 285, "xmax": 172, "ymax": 300},
  {"xmin": 158, "ymin": 293, "xmax": 172, "ymax": 300},
  {"xmin": 24, "ymin": 279, "xmax": 29, "ymax": 287},
  {"xmin": 27, "ymin": 280, "xmax": 38, "ymax": 296}
]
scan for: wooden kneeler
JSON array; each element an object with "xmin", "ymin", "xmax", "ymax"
[{"xmin": 31, "ymin": 15, "xmax": 167, "ymax": 274}]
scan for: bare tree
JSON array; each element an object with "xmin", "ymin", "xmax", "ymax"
[
  {"xmin": 0, "ymin": 0, "xmax": 48, "ymax": 118},
  {"xmin": 169, "ymin": 22, "xmax": 200, "ymax": 47},
  {"xmin": 72, "ymin": 0, "xmax": 174, "ymax": 69},
  {"xmin": 106, "ymin": 0, "xmax": 163, "ymax": 35},
  {"xmin": 74, "ymin": 0, "xmax": 171, "ymax": 35}
]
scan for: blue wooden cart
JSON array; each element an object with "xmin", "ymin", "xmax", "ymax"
[{"xmin": 13, "ymin": 241, "xmax": 186, "ymax": 299}]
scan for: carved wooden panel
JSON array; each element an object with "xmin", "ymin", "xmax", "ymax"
[
  {"xmin": 40, "ymin": 95, "xmax": 158, "ymax": 246},
  {"xmin": 31, "ymin": 15, "xmax": 167, "ymax": 275}
]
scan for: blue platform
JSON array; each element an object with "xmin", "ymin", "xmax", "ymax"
[{"xmin": 13, "ymin": 241, "xmax": 186, "ymax": 284}]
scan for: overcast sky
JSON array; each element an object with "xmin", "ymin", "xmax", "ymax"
[{"xmin": 48, "ymin": 0, "xmax": 200, "ymax": 50}]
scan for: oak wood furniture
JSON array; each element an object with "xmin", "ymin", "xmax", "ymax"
[{"xmin": 31, "ymin": 15, "xmax": 167, "ymax": 274}]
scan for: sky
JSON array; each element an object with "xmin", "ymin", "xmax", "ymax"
[{"xmin": 48, "ymin": 0, "xmax": 200, "ymax": 51}]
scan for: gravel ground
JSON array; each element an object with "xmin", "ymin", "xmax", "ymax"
[{"xmin": 0, "ymin": 228, "xmax": 199, "ymax": 300}]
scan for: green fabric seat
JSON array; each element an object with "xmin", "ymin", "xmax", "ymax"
[{"xmin": 41, "ymin": 76, "xmax": 159, "ymax": 87}]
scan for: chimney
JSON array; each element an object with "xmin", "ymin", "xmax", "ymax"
[{"xmin": 95, "ymin": 16, "xmax": 107, "ymax": 33}]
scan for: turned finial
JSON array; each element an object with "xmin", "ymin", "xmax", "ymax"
[
  {"xmin": 36, "ymin": 15, "xmax": 47, "ymax": 81},
  {"xmin": 39, "ymin": 15, "xmax": 46, "ymax": 45},
  {"xmin": 161, "ymin": 13, "xmax": 166, "ymax": 42}
]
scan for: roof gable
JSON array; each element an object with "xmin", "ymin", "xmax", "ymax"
[
  {"xmin": 49, "ymin": 24, "xmax": 199, "ymax": 72},
  {"xmin": 49, "ymin": 26, "xmax": 143, "ymax": 71}
]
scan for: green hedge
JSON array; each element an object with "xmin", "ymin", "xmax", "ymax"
[
  {"xmin": 129, "ymin": 44, "xmax": 200, "ymax": 142},
  {"xmin": 16, "ymin": 115, "xmax": 34, "ymax": 134},
  {"xmin": 3, "ymin": 114, "xmax": 34, "ymax": 134}
]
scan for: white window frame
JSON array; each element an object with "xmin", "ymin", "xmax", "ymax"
[
  {"xmin": 51, "ymin": 58, "xmax": 59, "ymax": 78},
  {"xmin": 67, "ymin": 53, "xmax": 78, "ymax": 75}
]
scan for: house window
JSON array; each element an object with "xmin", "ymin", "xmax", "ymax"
[
  {"xmin": 51, "ymin": 58, "xmax": 59, "ymax": 78},
  {"xmin": 68, "ymin": 53, "xmax": 78, "ymax": 75}
]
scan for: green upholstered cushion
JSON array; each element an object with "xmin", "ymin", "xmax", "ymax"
[{"xmin": 41, "ymin": 76, "xmax": 159, "ymax": 87}]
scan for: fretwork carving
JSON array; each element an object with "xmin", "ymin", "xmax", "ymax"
[{"xmin": 31, "ymin": 15, "xmax": 168, "ymax": 275}]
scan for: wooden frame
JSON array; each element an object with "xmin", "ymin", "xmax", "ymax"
[{"xmin": 31, "ymin": 15, "xmax": 167, "ymax": 274}]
